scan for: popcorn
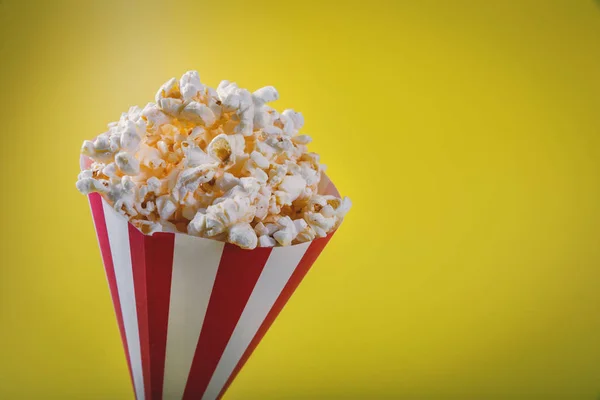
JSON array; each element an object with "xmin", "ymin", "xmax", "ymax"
[
  {"xmin": 187, "ymin": 211, "xmax": 207, "ymax": 236},
  {"xmin": 278, "ymin": 175, "xmax": 307, "ymax": 203},
  {"xmin": 107, "ymin": 176, "xmax": 137, "ymax": 216},
  {"xmin": 102, "ymin": 163, "xmax": 119, "ymax": 180},
  {"xmin": 298, "ymin": 162, "xmax": 320, "ymax": 185},
  {"xmin": 180, "ymin": 70, "xmax": 204, "ymax": 103},
  {"xmin": 137, "ymin": 143, "xmax": 165, "ymax": 169},
  {"xmin": 204, "ymin": 197, "xmax": 254, "ymax": 237},
  {"xmin": 264, "ymin": 223, "xmax": 280, "ymax": 235},
  {"xmin": 76, "ymin": 173, "xmax": 109, "ymax": 195},
  {"xmin": 253, "ymin": 86, "xmax": 279, "ymax": 104},
  {"xmin": 272, "ymin": 216, "xmax": 298, "ymax": 246},
  {"xmin": 337, "ymin": 196, "xmax": 353, "ymax": 216},
  {"xmin": 132, "ymin": 220, "xmax": 163, "ymax": 235},
  {"xmin": 216, "ymin": 81, "xmax": 254, "ymax": 136},
  {"xmin": 281, "ymin": 109, "xmax": 304, "ymax": 132},
  {"xmin": 304, "ymin": 212, "xmax": 336, "ymax": 237},
  {"xmin": 172, "ymin": 165, "xmax": 216, "ymax": 202},
  {"xmin": 81, "ymin": 137, "xmax": 114, "ymax": 163},
  {"xmin": 156, "ymin": 195, "xmax": 178, "ymax": 220},
  {"xmin": 293, "ymin": 218, "xmax": 308, "ymax": 233},
  {"xmin": 215, "ymin": 172, "xmax": 241, "ymax": 192},
  {"xmin": 119, "ymin": 119, "xmax": 145, "ymax": 152},
  {"xmin": 258, "ymin": 235, "xmax": 277, "ymax": 248},
  {"xmin": 181, "ymin": 102, "xmax": 216, "ymax": 126},
  {"xmin": 296, "ymin": 223, "xmax": 317, "ymax": 243},
  {"xmin": 115, "ymin": 151, "xmax": 140, "ymax": 175},
  {"xmin": 181, "ymin": 141, "xmax": 217, "ymax": 167},
  {"xmin": 250, "ymin": 167, "xmax": 268, "ymax": 183},
  {"xmin": 268, "ymin": 164, "xmax": 287, "ymax": 186},
  {"xmin": 207, "ymin": 134, "xmax": 234, "ymax": 162},
  {"xmin": 254, "ymin": 222, "xmax": 269, "ymax": 236},
  {"xmin": 254, "ymin": 187, "xmax": 271, "ymax": 219},
  {"xmin": 142, "ymin": 103, "xmax": 170, "ymax": 127},
  {"xmin": 228, "ymin": 223, "xmax": 258, "ymax": 250},
  {"xmin": 156, "ymin": 78, "xmax": 179, "ymax": 100},
  {"xmin": 291, "ymin": 135, "xmax": 312, "ymax": 145},
  {"xmin": 77, "ymin": 70, "xmax": 350, "ymax": 249},
  {"xmin": 250, "ymin": 151, "xmax": 270, "ymax": 169}
]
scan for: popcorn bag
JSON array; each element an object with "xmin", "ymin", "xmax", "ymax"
[
  {"xmin": 77, "ymin": 70, "xmax": 351, "ymax": 400},
  {"xmin": 87, "ymin": 175, "xmax": 340, "ymax": 400}
]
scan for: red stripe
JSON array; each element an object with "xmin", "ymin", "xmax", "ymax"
[
  {"xmin": 216, "ymin": 232, "xmax": 335, "ymax": 400},
  {"xmin": 88, "ymin": 193, "xmax": 135, "ymax": 390},
  {"xmin": 129, "ymin": 226, "xmax": 176, "ymax": 400},
  {"xmin": 182, "ymin": 244, "xmax": 273, "ymax": 399}
]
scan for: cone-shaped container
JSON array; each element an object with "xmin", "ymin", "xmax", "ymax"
[{"xmin": 85, "ymin": 164, "xmax": 341, "ymax": 400}]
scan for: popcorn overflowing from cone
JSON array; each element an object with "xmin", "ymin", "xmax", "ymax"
[
  {"xmin": 77, "ymin": 70, "xmax": 351, "ymax": 249},
  {"xmin": 77, "ymin": 71, "xmax": 350, "ymax": 399}
]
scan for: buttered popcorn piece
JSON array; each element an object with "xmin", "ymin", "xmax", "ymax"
[
  {"xmin": 272, "ymin": 216, "xmax": 298, "ymax": 246},
  {"xmin": 180, "ymin": 70, "xmax": 204, "ymax": 103},
  {"xmin": 115, "ymin": 151, "xmax": 140, "ymax": 175},
  {"xmin": 76, "ymin": 171, "xmax": 109, "ymax": 195},
  {"xmin": 258, "ymin": 235, "xmax": 277, "ymax": 248},
  {"xmin": 207, "ymin": 134, "xmax": 234, "ymax": 162},
  {"xmin": 228, "ymin": 223, "xmax": 258, "ymax": 250},
  {"xmin": 279, "ymin": 175, "xmax": 307, "ymax": 203},
  {"xmin": 181, "ymin": 102, "xmax": 216, "ymax": 126},
  {"xmin": 77, "ymin": 70, "xmax": 350, "ymax": 248}
]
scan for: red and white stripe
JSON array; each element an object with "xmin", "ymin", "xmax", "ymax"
[{"xmin": 87, "ymin": 177, "xmax": 337, "ymax": 400}]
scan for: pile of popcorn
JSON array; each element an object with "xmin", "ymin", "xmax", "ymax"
[{"xmin": 76, "ymin": 71, "xmax": 350, "ymax": 249}]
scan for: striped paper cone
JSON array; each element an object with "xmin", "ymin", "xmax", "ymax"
[{"xmin": 86, "ymin": 173, "xmax": 341, "ymax": 400}]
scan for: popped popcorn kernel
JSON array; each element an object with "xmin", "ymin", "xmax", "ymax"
[
  {"xmin": 77, "ymin": 70, "xmax": 350, "ymax": 248},
  {"xmin": 279, "ymin": 175, "xmax": 307, "ymax": 203},
  {"xmin": 76, "ymin": 176, "xmax": 110, "ymax": 195},
  {"xmin": 115, "ymin": 151, "xmax": 140, "ymax": 176},
  {"xmin": 258, "ymin": 235, "xmax": 277, "ymax": 248},
  {"xmin": 228, "ymin": 223, "xmax": 258, "ymax": 250},
  {"xmin": 133, "ymin": 219, "xmax": 163, "ymax": 235},
  {"xmin": 188, "ymin": 211, "xmax": 207, "ymax": 236},
  {"xmin": 207, "ymin": 134, "xmax": 232, "ymax": 162}
]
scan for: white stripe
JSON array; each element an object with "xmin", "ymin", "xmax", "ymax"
[
  {"xmin": 102, "ymin": 201, "xmax": 145, "ymax": 400},
  {"xmin": 162, "ymin": 235, "xmax": 225, "ymax": 400},
  {"xmin": 202, "ymin": 242, "xmax": 311, "ymax": 400}
]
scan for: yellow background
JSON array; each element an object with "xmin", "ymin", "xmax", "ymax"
[{"xmin": 1, "ymin": 0, "xmax": 600, "ymax": 398}]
